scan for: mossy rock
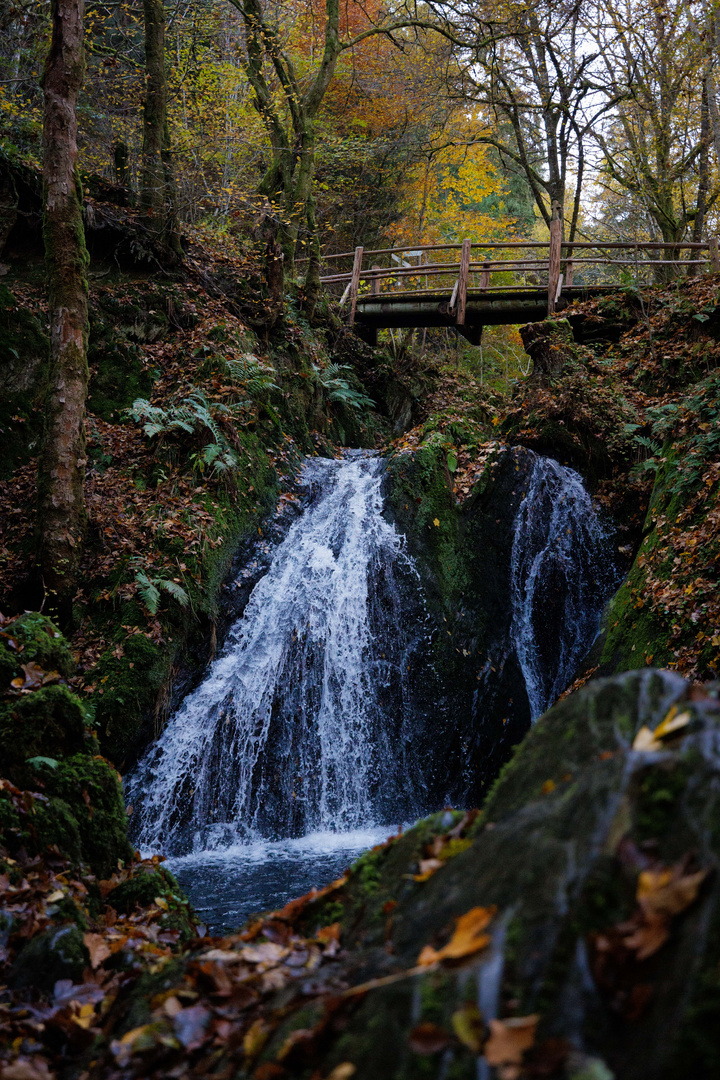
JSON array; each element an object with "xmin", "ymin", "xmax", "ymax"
[
  {"xmin": 250, "ymin": 672, "xmax": 720, "ymax": 1080},
  {"xmin": 43, "ymin": 753, "xmax": 133, "ymax": 876},
  {"xmin": 0, "ymin": 684, "xmax": 94, "ymax": 785},
  {"xmin": 92, "ymin": 634, "xmax": 170, "ymax": 766},
  {"xmin": 0, "ymin": 755, "xmax": 132, "ymax": 876},
  {"xmin": 0, "ymin": 612, "xmax": 75, "ymax": 688},
  {"xmin": 0, "ymin": 283, "xmax": 49, "ymax": 477},
  {"xmin": 106, "ymin": 865, "xmax": 196, "ymax": 940},
  {"xmin": 87, "ymin": 311, "xmax": 155, "ymax": 421},
  {"xmin": 8, "ymin": 924, "xmax": 89, "ymax": 992},
  {"xmin": 384, "ymin": 443, "xmax": 535, "ymax": 805}
]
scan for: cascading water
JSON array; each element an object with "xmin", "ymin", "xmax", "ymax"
[
  {"xmin": 510, "ymin": 453, "xmax": 617, "ymax": 721},
  {"xmin": 127, "ymin": 447, "xmax": 618, "ymax": 929},
  {"xmin": 127, "ymin": 452, "xmax": 428, "ymax": 893}
]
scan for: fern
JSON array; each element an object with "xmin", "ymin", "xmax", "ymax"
[
  {"xmin": 195, "ymin": 442, "xmax": 238, "ymax": 474},
  {"xmin": 133, "ymin": 565, "xmax": 190, "ymax": 615},
  {"xmin": 312, "ymin": 363, "xmax": 374, "ymax": 412},
  {"xmin": 225, "ymin": 353, "xmax": 278, "ymax": 396},
  {"xmin": 135, "ymin": 570, "xmax": 161, "ymax": 614},
  {"xmin": 128, "ymin": 393, "xmax": 239, "ymax": 478},
  {"xmin": 160, "ymin": 579, "xmax": 191, "ymax": 606}
]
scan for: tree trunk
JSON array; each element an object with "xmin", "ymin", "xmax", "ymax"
[
  {"xmin": 140, "ymin": 0, "xmax": 181, "ymax": 262},
  {"xmin": 38, "ymin": 0, "xmax": 89, "ymax": 611},
  {"xmin": 303, "ymin": 191, "xmax": 321, "ymax": 319},
  {"xmin": 690, "ymin": 79, "xmax": 711, "ymax": 273}
]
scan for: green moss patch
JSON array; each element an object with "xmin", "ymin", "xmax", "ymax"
[{"xmin": 0, "ymin": 283, "xmax": 49, "ymax": 477}]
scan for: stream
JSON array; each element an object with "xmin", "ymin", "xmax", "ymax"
[{"xmin": 126, "ymin": 449, "xmax": 617, "ymax": 932}]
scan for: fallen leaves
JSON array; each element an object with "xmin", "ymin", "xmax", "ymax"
[
  {"xmin": 451, "ymin": 1002, "xmax": 485, "ymax": 1052},
  {"xmin": 484, "ymin": 1015, "xmax": 540, "ymax": 1077},
  {"xmin": 408, "ymin": 1021, "xmax": 452, "ymax": 1054},
  {"xmin": 418, "ymin": 905, "xmax": 496, "ymax": 966},
  {"xmin": 590, "ymin": 854, "xmax": 709, "ymax": 1016},
  {"xmin": 9, "ymin": 662, "xmax": 63, "ymax": 694},
  {"xmin": 83, "ymin": 932, "xmax": 111, "ymax": 969},
  {"xmin": 412, "ymin": 808, "xmax": 478, "ymax": 882},
  {"xmin": 633, "ymin": 704, "xmax": 693, "ymax": 751}
]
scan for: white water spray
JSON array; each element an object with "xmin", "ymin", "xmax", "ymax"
[
  {"xmin": 127, "ymin": 453, "xmax": 424, "ymax": 856},
  {"xmin": 510, "ymin": 454, "xmax": 616, "ymax": 721}
]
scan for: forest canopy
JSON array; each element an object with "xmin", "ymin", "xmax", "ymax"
[{"xmin": 3, "ymin": 0, "xmax": 717, "ymax": 261}]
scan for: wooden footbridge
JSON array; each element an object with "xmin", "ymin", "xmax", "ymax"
[{"xmin": 318, "ymin": 230, "xmax": 720, "ymax": 345}]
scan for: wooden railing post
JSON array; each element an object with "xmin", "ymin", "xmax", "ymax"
[
  {"xmin": 710, "ymin": 237, "xmax": 720, "ymax": 274},
  {"xmin": 456, "ymin": 238, "xmax": 472, "ymax": 326},
  {"xmin": 548, "ymin": 204, "xmax": 562, "ymax": 315},
  {"xmin": 565, "ymin": 242, "xmax": 574, "ymax": 288},
  {"xmin": 348, "ymin": 245, "xmax": 363, "ymax": 325},
  {"xmin": 370, "ymin": 264, "xmax": 380, "ymax": 296},
  {"xmin": 479, "ymin": 261, "xmax": 490, "ymax": 289}
]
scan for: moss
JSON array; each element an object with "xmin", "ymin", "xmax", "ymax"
[
  {"xmin": 44, "ymin": 753, "xmax": 133, "ymax": 876},
  {"xmin": 632, "ymin": 761, "xmax": 690, "ymax": 843},
  {"xmin": 662, "ymin": 918, "xmax": 720, "ymax": 1079},
  {"xmin": 87, "ymin": 324, "xmax": 154, "ymax": 422},
  {"xmin": 9, "ymin": 924, "xmax": 89, "ymax": 991},
  {"xmin": 481, "ymin": 670, "xmax": 674, "ymax": 823},
  {"xmin": 116, "ymin": 958, "xmax": 186, "ymax": 1034},
  {"xmin": 106, "ymin": 865, "xmax": 196, "ymax": 939},
  {"xmin": 0, "ymin": 283, "xmax": 50, "ymax": 477},
  {"xmin": 93, "ymin": 634, "xmax": 170, "ymax": 764},
  {"xmin": 0, "ymin": 684, "xmax": 94, "ymax": 785},
  {"xmin": 0, "ymin": 612, "xmax": 75, "ymax": 685},
  {"xmin": 349, "ymin": 845, "xmax": 386, "ymax": 896},
  {"xmin": 384, "ymin": 434, "xmax": 466, "ymax": 616}
]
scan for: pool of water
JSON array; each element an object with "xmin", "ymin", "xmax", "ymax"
[{"xmin": 166, "ymin": 827, "xmax": 393, "ymax": 934}]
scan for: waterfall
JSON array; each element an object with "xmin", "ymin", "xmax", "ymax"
[
  {"xmin": 127, "ymin": 452, "xmax": 426, "ymax": 857},
  {"xmin": 510, "ymin": 454, "xmax": 617, "ymax": 721}
]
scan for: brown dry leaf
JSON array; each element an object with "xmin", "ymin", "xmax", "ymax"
[
  {"xmin": 633, "ymin": 707, "xmax": 693, "ymax": 751},
  {"xmin": 83, "ymin": 932, "xmax": 111, "ymax": 969},
  {"xmin": 483, "ymin": 1015, "xmax": 539, "ymax": 1067},
  {"xmin": 326, "ymin": 1065, "xmax": 356, "ymax": 1080},
  {"xmin": 198, "ymin": 948, "xmax": 244, "ymax": 963},
  {"xmin": 413, "ymin": 858, "xmax": 443, "ymax": 882},
  {"xmin": 253, "ymin": 1064, "xmax": 288, "ymax": 1079},
  {"xmin": 451, "ymin": 1002, "xmax": 485, "ymax": 1053},
  {"xmin": 622, "ymin": 912, "xmax": 671, "ymax": 961},
  {"xmin": 172, "ymin": 1003, "xmax": 211, "ymax": 1050},
  {"xmin": 632, "ymin": 725, "xmax": 659, "ymax": 751},
  {"xmin": 0, "ymin": 1058, "xmax": 56, "ymax": 1080},
  {"xmin": 316, "ymin": 922, "xmax": 340, "ymax": 944},
  {"xmin": 637, "ymin": 866, "xmax": 707, "ymax": 919},
  {"xmin": 163, "ymin": 996, "xmax": 183, "ymax": 1018},
  {"xmin": 653, "ymin": 706, "xmax": 692, "ymax": 741},
  {"xmin": 241, "ymin": 942, "xmax": 289, "ymax": 965},
  {"xmin": 417, "ymin": 906, "xmax": 496, "ymax": 966},
  {"xmin": 408, "ymin": 1022, "xmax": 451, "ymax": 1054}
]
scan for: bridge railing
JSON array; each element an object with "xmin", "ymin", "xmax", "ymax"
[{"xmin": 314, "ymin": 237, "xmax": 720, "ymax": 326}]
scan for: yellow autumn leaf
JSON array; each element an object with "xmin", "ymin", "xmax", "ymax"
[
  {"xmin": 451, "ymin": 1002, "xmax": 485, "ymax": 1052},
  {"xmin": 418, "ymin": 906, "xmax": 496, "ymax": 966},
  {"xmin": 433, "ymin": 518, "xmax": 440, "ymax": 526}
]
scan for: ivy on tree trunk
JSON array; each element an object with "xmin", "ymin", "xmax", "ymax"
[{"xmin": 38, "ymin": 0, "xmax": 89, "ymax": 612}]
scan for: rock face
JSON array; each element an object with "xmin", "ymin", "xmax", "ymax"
[
  {"xmin": 262, "ymin": 669, "xmax": 720, "ymax": 1080},
  {"xmin": 383, "ymin": 441, "xmax": 537, "ymax": 805},
  {"xmin": 383, "ymin": 438, "xmax": 619, "ymax": 805}
]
